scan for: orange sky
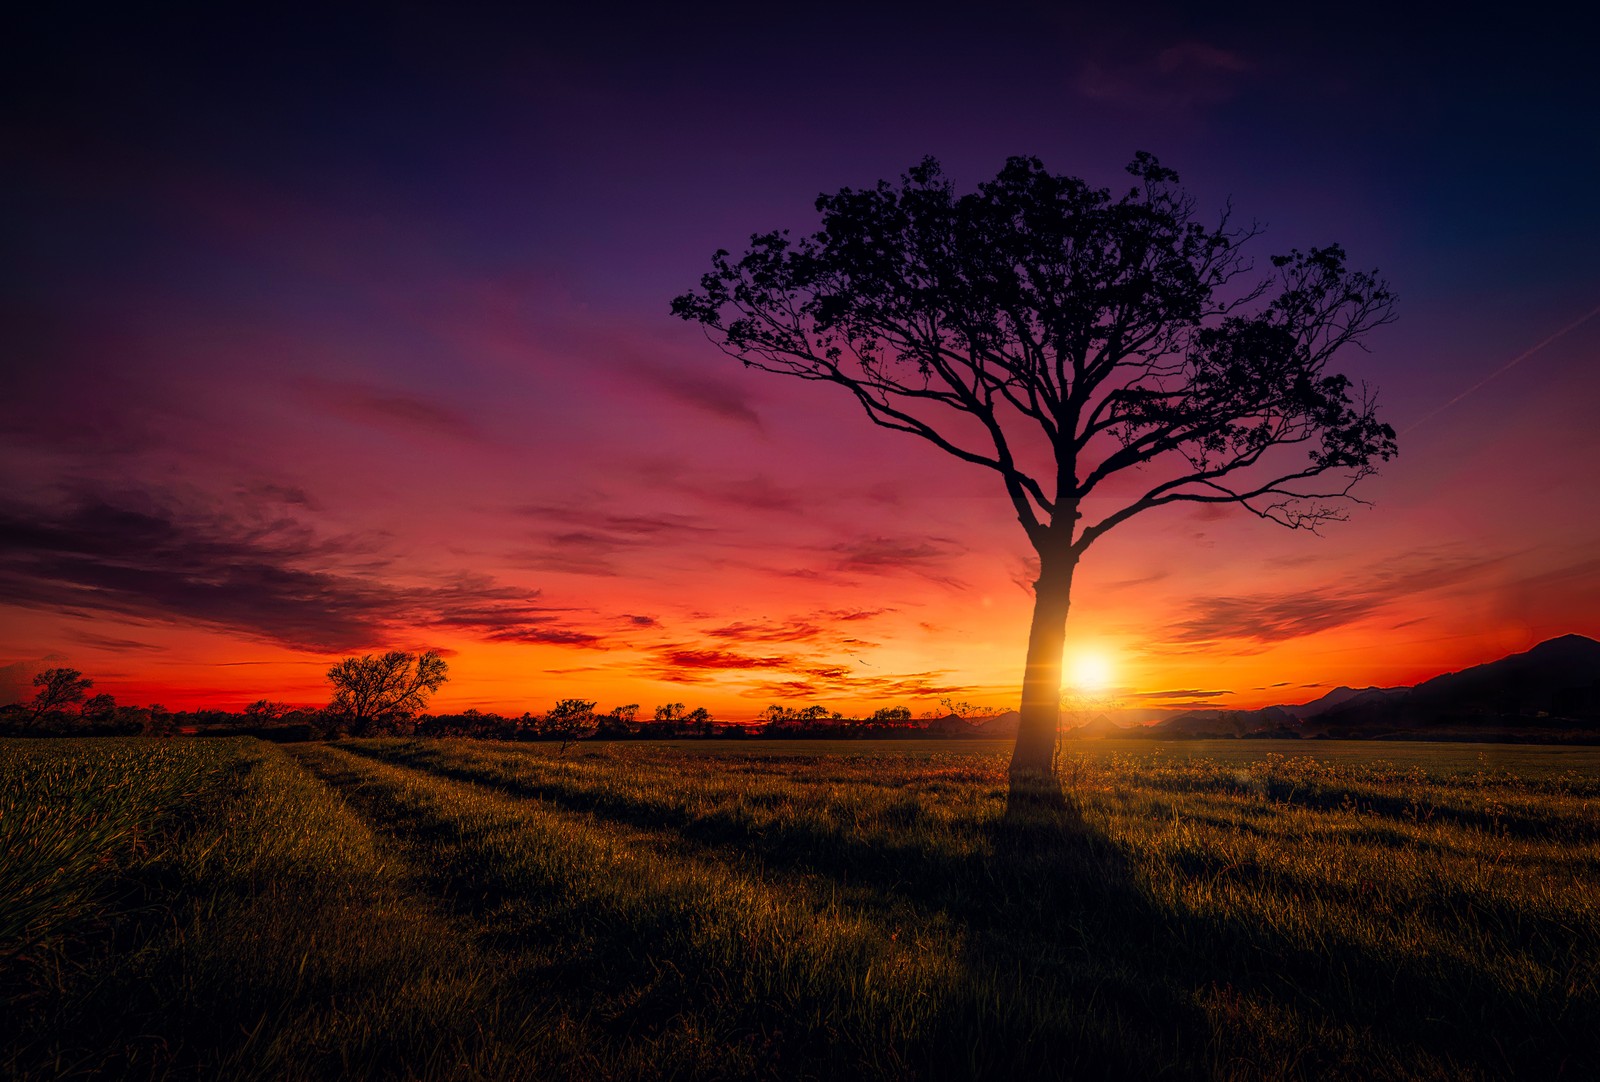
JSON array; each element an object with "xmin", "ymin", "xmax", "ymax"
[
  {"xmin": 4, "ymin": 5, "xmax": 1599, "ymax": 720},
  {"xmin": 4, "ymin": 301, "xmax": 1596, "ymax": 719}
]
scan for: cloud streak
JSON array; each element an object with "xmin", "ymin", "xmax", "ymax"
[
  {"xmin": 0, "ymin": 490, "xmax": 601, "ymax": 653},
  {"xmin": 646, "ymin": 645, "xmax": 794, "ymax": 683},
  {"xmin": 300, "ymin": 377, "xmax": 485, "ymax": 443},
  {"xmin": 627, "ymin": 363, "xmax": 764, "ymax": 429},
  {"xmin": 1160, "ymin": 549, "xmax": 1510, "ymax": 649},
  {"xmin": 512, "ymin": 504, "xmax": 718, "ymax": 577}
]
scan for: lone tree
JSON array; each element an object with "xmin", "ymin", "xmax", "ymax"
[
  {"xmin": 325, "ymin": 650, "xmax": 448, "ymax": 737},
  {"xmin": 29, "ymin": 667, "xmax": 93, "ymax": 723},
  {"xmin": 673, "ymin": 154, "xmax": 1396, "ymax": 790},
  {"xmin": 540, "ymin": 698, "xmax": 598, "ymax": 753}
]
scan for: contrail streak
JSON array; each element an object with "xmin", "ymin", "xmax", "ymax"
[{"xmin": 1401, "ymin": 301, "xmax": 1600, "ymax": 435}]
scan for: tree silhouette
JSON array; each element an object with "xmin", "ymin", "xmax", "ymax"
[
  {"xmin": 325, "ymin": 650, "xmax": 448, "ymax": 737},
  {"xmin": 80, "ymin": 693, "xmax": 117, "ymax": 725},
  {"xmin": 29, "ymin": 667, "xmax": 92, "ymax": 723},
  {"xmin": 541, "ymin": 698, "xmax": 598, "ymax": 752},
  {"xmin": 597, "ymin": 703, "xmax": 639, "ymax": 737},
  {"xmin": 674, "ymin": 154, "xmax": 1396, "ymax": 788},
  {"xmin": 684, "ymin": 706, "xmax": 714, "ymax": 736}
]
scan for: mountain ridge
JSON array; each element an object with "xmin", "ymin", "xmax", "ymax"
[{"xmin": 1143, "ymin": 634, "xmax": 1600, "ymax": 740}]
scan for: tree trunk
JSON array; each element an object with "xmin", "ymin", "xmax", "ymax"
[{"xmin": 1009, "ymin": 546, "xmax": 1077, "ymax": 784}]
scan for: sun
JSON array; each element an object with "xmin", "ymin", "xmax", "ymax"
[{"xmin": 1067, "ymin": 651, "xmax": 1114, "ymax": 693}]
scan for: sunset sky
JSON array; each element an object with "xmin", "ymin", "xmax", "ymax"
[{"xmin": 4, "ymin": 4, "xmax": 1597, "ymax": 718}]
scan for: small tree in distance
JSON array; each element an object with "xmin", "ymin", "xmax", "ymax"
[
  {"xmin": 325, "ymin": 650, "xmax": 448, "ymax": 737},
  {"xmin": 684, "ymin": 706, "xmax": 714, "ymax": 737},
  {"xmin": 675, "ymin": 153, "xmax": 1396, "ymax": 795},
  {"xmin": 597, "ymin": 703, "xmax": 638, "ymax": 738},
  {"xmin": 542, "ymin": 699, "xmax": 597, "ymax": 753},
  {"xmin": 80, "ymin": 693, "xmax": 118, "ymax": 726},
  {"xmin": 245, "ymin": 699, "xmax": 291, "ymax": 723},
  {"xmin": 29, "ymin": 667, "xmax": 93, "ymax": 725}
]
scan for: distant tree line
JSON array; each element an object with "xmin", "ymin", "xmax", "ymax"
[
  {"xmin": 0, "ymin": 667, "xmax": 179, "ymax": 737},
  {"xmin": 0, "ymin": 655, "xmax": 1008, "ymax": 743}
]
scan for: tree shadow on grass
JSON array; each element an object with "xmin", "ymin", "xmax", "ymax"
[
  {"xmin": 343, "ymin": 743, "xmax": 1596, "ymax": 1080},
  {"xmin": 963, "ymin": 773, "xmax": 1594, "ymax": 1081}
]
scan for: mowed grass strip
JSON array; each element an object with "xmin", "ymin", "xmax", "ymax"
[
  {"xmin": 3, "ymin": 739, "xmax": 588, "ymax": 1081},
  {"xmin": 5, "ymin": 737, "xmax": 1596, "ymax": 1080},
  {"xmin": 350, "ymin": 739, "xmax": 1599, "ymax": 1080},
  {"xmin": 295, "ymin": 743, "xmax": 1010, "ymax": 1080},
  {"xmin": 304, "ymin": 742, "xmax": 1229, "ymax": 1080}
]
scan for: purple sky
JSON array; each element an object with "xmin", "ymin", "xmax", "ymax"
[{"xmin": 3, "ymin": 3, "xmax": 1597, "ymax": 714}]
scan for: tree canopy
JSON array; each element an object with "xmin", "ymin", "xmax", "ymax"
[
  {"xmin": 674, "ymin": 153, "xmax": 1396, "ymax": 785},
  {"xmin": 30, "ymin": 667, "xmax": 93, "ymax": 721},
  {"xmin": 325, "ymin": 650, "xmax": 448, "ymax": 736}
]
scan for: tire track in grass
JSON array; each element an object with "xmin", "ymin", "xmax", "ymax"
[
  {"xmin": 7, "ymin": 740, "xmax": 599, "ymax": 1081},
  {"xmin": 349, "ymin": 740, "xmax": 1599, "ymax": 1082},
  {"xmin": 352, "ymin": 741, "xmax": 1009, "ymax": 918},
  {"xmin": 341, "ymin": 743, "xmax": 1259, "ymax": 1079},
  {"xmin": 300, "ymin": 743, "xmax": 1201, "ymax": 1081},
  {"xmin": 296, "ymin": 743, "xmax": 976, "ymax": 1080},
  {"xmin": 347, "ymin": 740, "xmax": 1216, "ymax": 1067},
  {"xmin": 280, "ymin": 744, "xmax": 665, "ymax": 1080},
  {"xmin": 166, "ymin": 741, "xmax": 638, "ymax": 1082},
  {"xmin": 165, "ymin": 742, "xmax": 517, "ymax": 1082}
]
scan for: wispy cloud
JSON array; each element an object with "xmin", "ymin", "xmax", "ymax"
[
  {"xmin": 646, "ymin": 645, "xmax": 793, "ymax": 683},
  {"xmin": 1124, "ymin": 688, "xmax": 1233, "ymax": 700},
  {"xmin": 1160, "ymin": 548, "xmax": 1509, "ymax": 649},
  {"xmin": 822, "ymin": 607, "xmax": 892, "ymax": 622},
  {"xmin": 747, "ymin": 669, "xmax": 975, "ymax": 704},
  {"xmin": 656, "ymin": 647, "xmax": 790, "ymax": 670},
  {"xmin": 0, "ymin": 489, "xmax": 601, "ymax": 653},
  {"xmin": 65, "ymin": 629, "xmax": 166, "ymax": 653},
  {"xmin": 512, "ymin": 504, "xmax": 717, "ymax": 577},
  {"xmin": 828, "ymin": 536, "xmax": 968, "ymax": 587},
  {"xmin": 299, "ymin": 377, "xmax": 484, "ymax": 442},
  {"xmin": 667, "ymin": 473, "xmax": 806, "ymax": 515},
  {"xmin": 626, "ymin": 362, "xmax": 763, "ymax": 429},
  {"xmin": 703, "ymin": 619, "xmax": 826, "ymax": 644}
]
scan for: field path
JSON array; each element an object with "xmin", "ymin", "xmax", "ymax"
[
  {"xmin": 291, "ymin": 743, "xmax": 1013, "ymax": 1079},
  {"xmin": 314, "ymin": 740, "xmax": 1600, "ymax": 1081},
  {"xmin": 12, "ymin": 737, "xmax": 1592, "ymax": 1080}
]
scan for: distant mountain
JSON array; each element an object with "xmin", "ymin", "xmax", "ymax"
[
  {"xmin": 925, "ymin": 711, "xmax": 977, "ymax": 735},
  {"xmin": 1137, "ymin": 635, "xmax": 1600, "ymax": 741},
  {"xmin": 1066, "ymin": 713, "xmax": 1130, "ymax": 739},
  {"xmin": 969, "ymin": 710, "xmax": 1020, "ymax": 736},
  {"xmin": 1311, "ymin": 634, "xmax": 1600, "ymax": 730},
  {"xmin": 1280, "ymin": 685, "xmax": 1408, "ymax": 719},
  {"xmin": 1149, "ymin": 705, "xmax": 1298, "ymax": 738},
  {"xmin": 1409, "ymin": 634, "xmax": 1600, "ymax": 716},
  {"xmin": 920, "ymin": 711, "xmax": 1021, "ymax": 736}
]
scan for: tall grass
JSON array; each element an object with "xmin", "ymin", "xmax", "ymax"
[
  {"xmin": 3, "ymin": 737, "xmax": 1596, "ymax": 1080},
  {"xmin": 347, "ymin": 740, "xmax": 1600, "ymax": 1080},
  {"xmin": 5, "ymin": 739, "xmax": 518, "ymax": 1080},
  {"xmin": 0, "ymin": 739, "xmax": 234, "ymax": 969},
  {"xmin": 292, "ymin": 743, "xmax": 979, "ymax": 1080}
]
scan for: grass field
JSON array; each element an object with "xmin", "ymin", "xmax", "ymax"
[{"xmin": 3, "ymin": 738, "xmax": 1597, "ymax": 1080}]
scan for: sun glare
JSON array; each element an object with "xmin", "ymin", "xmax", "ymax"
[{"xmin": 1068, "ymin": 651, "xmax": 1114, "ymax": 693}]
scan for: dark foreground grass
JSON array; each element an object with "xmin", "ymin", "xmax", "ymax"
[{"xmin": 2, "ymin": 738, "xmax": 1596, "ymax": 1080}]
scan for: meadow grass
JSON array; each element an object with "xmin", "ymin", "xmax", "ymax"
[
  {"xmin": 0, "ymin": 739, "xmax": 237, "ymax": 975},
  {"xmin": 2, "ymin": 737, "xmax": 1596, "ymax": 1080}
]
